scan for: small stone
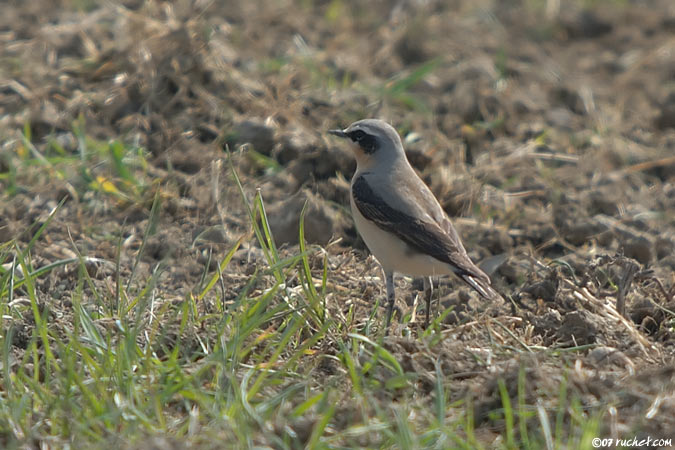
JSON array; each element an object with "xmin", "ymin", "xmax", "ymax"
[
  {"xmin": 546, "ymin": 107, "xmax": 575, "ymax": 130},
  {"xmin": 497, "ymin": 258, "xmax": 525, "ymax": 284},
  {"xmin": 453, "ymin": 82, "xmax": 483, "ymax": 124},
  {"xmin": 231, "ymin": 119, "xmax": 275, "ymax": 155},
  {"xmin": 273, "ymin": 129, "xmax": 308, "ymax": 165},
  {"xmin": 556, "ymin": 310, "xmax": 597, "ymax": 345},
  {"xmin": 560, "ymin": 10, "xmax": 612, "ymax": 39},
  {"xmin": 655, "ymin": 237, "xmax": 675, "ymax": 261},
  {"xmin": 530, "ymin": 309, "xmax": 563, "ymax": 341},
  {"xmin": 564, "ymin": 219, "xmax": 608, "ymax": 246},
  {"xmin": 478, "ymin": 253, "xmax": 508, "ymax": 277},
  {"xmin": 405, "ymin": 148, "xmax": 433, "ymax": 172},
  {"xmin": 287, "ymin": 145, "xmax": 354, "ymax": 183},
  {"xmin": 655, "ymin": 92, "xmax": 675, "ymax": 130},
  {"xmin": 482, "ymin": 228, "xmax": 514, "ymax": 254},
  {"xmin": 588, "ymin": 346, "xmax": 630, "ymax": 368},
  {"xmin": 588, "ymin": 190, "xmax": 618, "ymax": 216},
  {"xmin": 550, "ymin": 86, "xmax": 585, "ymax": 115},
  {"xmin": 395, "ymin": 19, "xmax": 431, "ymax": 65},
  {"xmin": 524, "ymin": 279, "xmax": 557, "ymax": 302},
  {"xmin": 622, "ymin": 236, "xmax": 653, "ymax": 264},
  {"xmin": 193, "ymin": 226, "xmax": 229, "ymax": 245},
  {"xmin": 144, "ymin": 233, "xmax": 178, "ymax": 260},
  {"xmin": 266, "ymin": 190, "xmax": 339, "ymax": 246},
  {"xmin": 660, "ymin": 255, "xmax": 675, "ymax": 270},
  {"xmin": 0, "ymin": 216, "xmax": 15, "ymax": 242}
]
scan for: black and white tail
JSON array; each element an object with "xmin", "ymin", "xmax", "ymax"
[{"xmin": 461, "ymin": 274, "xmax": 502, "ymax": 301}]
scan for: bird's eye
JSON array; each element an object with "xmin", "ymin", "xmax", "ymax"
[{"xmin": 350, "ymin": 130, "xmax": 366, "ymax": 142}]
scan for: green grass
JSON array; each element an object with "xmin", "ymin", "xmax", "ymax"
[
  {"xmin": 13, "ymin": 118, "xmax": 152, "ymax": 206},
  {"xmin": 1, "ymin": 189, "xmax": 606, "ymax": 448},
  {"xmin": 0, "ymin": 135, "xmax": 612, "ymax": 448},
  {"xmin": 379, "ymin": 58, "xmax": 440, "ymax": 113}
]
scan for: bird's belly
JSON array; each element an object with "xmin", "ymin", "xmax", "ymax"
[{"xmin": 351, "ymin": 199, "xmax": 454, "ymax": 277}]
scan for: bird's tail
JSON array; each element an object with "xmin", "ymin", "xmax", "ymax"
[{"xmin": 461, "ymin": 274, "xmax": 503, "ymax": 301}]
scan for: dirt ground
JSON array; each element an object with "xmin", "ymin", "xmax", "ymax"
[{"xmin": 1, "ymin": 0, "xmax": 675, "ymax": 447}]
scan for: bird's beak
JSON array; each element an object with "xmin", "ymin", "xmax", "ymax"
[{"xmin": 328, "ymin": 129, "xmax": 349, "ymax": 139}]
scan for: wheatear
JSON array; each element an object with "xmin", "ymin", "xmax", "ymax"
[{"xmin": 329, "ymin": 119, "xmax": 499, "ymax": 331}]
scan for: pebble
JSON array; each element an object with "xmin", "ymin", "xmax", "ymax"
[
  {"xmin": 266, "ymin": 190, "xmax": 339, "ymax": 246},
  {"xmin": 231, "ymin": 119, "xmax": 275, "ymax": 155}
]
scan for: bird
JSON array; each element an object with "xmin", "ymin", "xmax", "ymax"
[{"xmin": 328, "ymin": 119, "xmax": 499, "ymax": 332}]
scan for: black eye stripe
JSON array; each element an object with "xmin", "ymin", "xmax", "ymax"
[
  {"xmin": 359, "ymin": 135, "xmax": 377, "ymax": 153},
  {"xmin": 350, "ymin": 130, "xmax": 366, "ymax": 141},
  {"xmin": 347, "ymin": 129, "xmax": 377, "ymax": 153}
]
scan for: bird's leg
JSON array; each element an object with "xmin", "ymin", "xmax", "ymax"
[
  {"xmin": 384, "ymin": 271, "xmax": 396, "ymax": 334},
  {"xmin": 423, "ymin": 276, "xmax": 433, "ymax": 328}
]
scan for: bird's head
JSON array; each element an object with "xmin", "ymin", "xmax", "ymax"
[{"xmin": 328, "ymin": 119, "xmax": 405, "ymax": 168}]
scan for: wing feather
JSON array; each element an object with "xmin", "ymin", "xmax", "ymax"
[{"xmin": 352, "ymin": 175, "xmax": 496, "ymax": 298}]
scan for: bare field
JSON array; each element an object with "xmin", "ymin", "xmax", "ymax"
[{"xmin": 0, "ymin": 0, "xmax": 674, "ymax": 448}]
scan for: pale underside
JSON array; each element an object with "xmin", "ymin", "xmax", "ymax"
[{"xmin": 350, "ymin": 193, "xmax": 460, "ymax": 277}]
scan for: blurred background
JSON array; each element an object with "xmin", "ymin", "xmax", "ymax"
[{"xmin": 2, "ymin": 0, "xmax": 673, "ymax": 288}]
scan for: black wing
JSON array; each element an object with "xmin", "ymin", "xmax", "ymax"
[{"xmin": 352, "ymin": 175, "xmax": 496, "ymax": 298}]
